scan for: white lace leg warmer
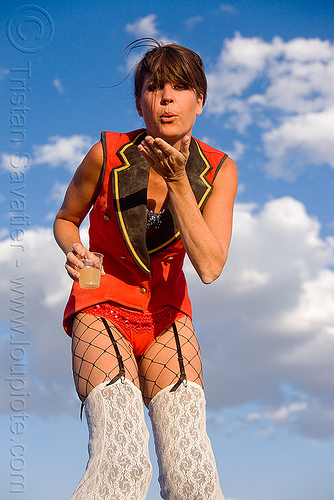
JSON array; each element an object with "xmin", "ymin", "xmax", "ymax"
[
  {"xmin": 149, "ymin": 381, "xmax": 224, "ymax": 500},
  {"xmin": 69, "ymin": 379, "xmax": 152, "ymax": 500}
]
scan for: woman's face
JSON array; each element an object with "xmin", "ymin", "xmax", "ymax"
[{"xmin": 136, "ymin": 73, "xmax": 203, "ymax": 148}]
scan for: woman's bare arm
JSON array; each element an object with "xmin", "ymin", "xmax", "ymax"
[
  {"xmin": 53, "ymin": 141, "xmax": 104, "ymax": 281},
  {"xmin": 167, "ymin": 157, "xmax": 237, "ymax": 283},
  {"xmin": 138, "ymin": 136, "xmax": 238, "ymax": 284}
]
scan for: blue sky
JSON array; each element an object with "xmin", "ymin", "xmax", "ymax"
[{"xmin": 1, "ymin": 0, "xmax": 334, "ymax": 499}]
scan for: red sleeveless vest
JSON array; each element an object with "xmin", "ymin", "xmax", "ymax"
[{"xmin": 63, "ymin": 129, "xmax": 228, "ymax": 335}]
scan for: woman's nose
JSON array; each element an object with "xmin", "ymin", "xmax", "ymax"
[{"xmin": 160, "ymin": 84, "xmax": 174, "ymax": 105}]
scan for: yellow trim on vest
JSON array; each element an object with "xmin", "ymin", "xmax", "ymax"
[
  {"xmin": 114, "ymin": 131, "xmax": 151, "ymax": 274},
  {"xmin": 114, "ymin": 135, "xmax": 213, "ymax": 263},
  {"xmin": 148, "ymin": 140, "xmax": 212, "ymax": 255},
  {"xmin": 195, "ymin": 140, "xmax": 212, "ymax": 208},
  {"xmin": 148, "ymin": 231, "xmax": 181, "ymax": 255}
]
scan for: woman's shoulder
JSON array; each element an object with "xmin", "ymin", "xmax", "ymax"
[{"xmin": 87, "ymin": 141, "xmax": 103, "ymax": 162}]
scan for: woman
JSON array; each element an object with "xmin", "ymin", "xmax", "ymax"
[{"xmin": 54, "ymin": 39, "xmax": 238, "ymax": 500}]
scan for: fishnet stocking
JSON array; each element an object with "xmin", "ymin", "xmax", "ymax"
[
  {"xmin": 138, "ymin": 315, "xmax": 203, "ymax": 407},
  {"xmin": 72, "ymin": 313, "xmax": 140, "ymax": 402},
  {"xmin": 72, "ymin": 313, "xmax": 203, "ymax": 407}
]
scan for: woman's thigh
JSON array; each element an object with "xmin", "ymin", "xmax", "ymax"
[
  {"xmin": 138, "ymin": 315, "xmax": 203, "ymax": 407},
  {"xmin": 72, "ymin": 312, "xmax": 140, "ymax": 401}
]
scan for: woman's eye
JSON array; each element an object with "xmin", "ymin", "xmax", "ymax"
[
  {"xmin": 173, "ymin": 84, "xmax": 187, "ymax": 90},
  {"xmin": 147, "ymin": 84, "xmax": 159, "ymax": 92}
]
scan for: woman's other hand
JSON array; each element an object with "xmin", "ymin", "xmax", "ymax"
[{"xmin": 65, "ymin": 243, "xmax": 87, "ymax": 281}]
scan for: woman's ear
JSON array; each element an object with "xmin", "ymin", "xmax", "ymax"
[
  {"xmin": 136, "ymin": 98, "xmax": 143, "ymax": 117},
  {"xmin": 196, "ymin": 94, "xmax": 204, "ymax": 116}
]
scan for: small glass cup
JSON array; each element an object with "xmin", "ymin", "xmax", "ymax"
[{"xmin": 79, "ymin": 252, "xmax": 104, "ymax": 289}]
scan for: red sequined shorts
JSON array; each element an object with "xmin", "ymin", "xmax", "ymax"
[{"xmin": 80, "ymin": 302, "xmax": 186, "ymax": 357}]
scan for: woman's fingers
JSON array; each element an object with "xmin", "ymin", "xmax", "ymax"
[
  {"xmin": 180, "ymin": 136, "xmax": 190, "ymax": 159},
  {"xmin": 143, "ymin": 136, "xmax": 174, "ymax": 159},
  {"xmin": 138, "ymin": 136, "xmax": 188, "ymax": 181},
  {"xmin": 72, "ymin": 242, "xmax": 87, "ymax": 258},
  {"xmin": 65, "ymin": 244, "xmax": 87, "ymax": 281},
  {"xmin": 137, "ymin": 143, "xmax": 154, "ymax": 167}
]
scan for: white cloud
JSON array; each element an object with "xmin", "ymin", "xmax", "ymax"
[
  {"xmin": 262, "ymin": 107, "xmax": 334, "ymax": 179},
  {"xmin": 1, "ymin": 197, "xmax": 333, "ymax": 440},
  {"xmin": 0, "ymin": 228, "xmax": 8, "ymax": 239},
  {"xmin": 32, "ymin": 134, "xmax": 94, "ymax": 172},
  {"xmin": 123, "ymin": 15, "xmax": 175, "ymax": 74},
  {"xmin": 185, "ymin": 16, "xmax": 203, "ymax": 30},
  {"xmin": 48, "ymin": 181, "xmax": 69, "ymax": 204},
  {"xmin": 283, "ymin": 37, "xmax": 334, "ymax": 62},
  {"xmin": 199, "ymin": 136, "xmax": 245, "ymax": 161},
  {"xmin": 125, "ymin": 14, "xmax": 159, "ymax": 38},
  {"xmin": 1, "ymin": 153, "xmax": 12, "ymax": 172},
  {"xmin": 234, "ymin": 268, "xmax": 270, "ymax": 293},
  {"xmin": 220, "ymin": 4, "xmax": 237, "ymax": 15},
  {"xmin": 1, "ymin": 135, "xmax": 95, "ymax": 173},
  {"xmin": 206, "ymin": 34, "xmax": 334, "ymax": 178},
  {"xmin": 225, "ymin": 140, "xmax": 246, "ymax": 161},
  {"xmin": 248, "ymin": 402, "xmax": 308, "ymax": 425},
  {"xmin": 0, "ymin": 153, "xmax": 31, "ymax": 172},
  {"xmin": 186, "ymin": 196, "xmax": 334, "ymax": 439},
  {"xmin": 0, "ymin": 226, "xmax": 90, "ymax": 416},
  {"xmin": 0, "ymin": 227, "xmax": 75, "ymax": 416},
  {"xmin": 206, "ymin": 33, "xmax": 277, "ymax": 113},
  {"xmin": 207, "ymin": 34, "xmax": 334, "ymax": 114},
  {"xmin": 53, "ymin": 78, "xmax": 64, "ymax": 94}
]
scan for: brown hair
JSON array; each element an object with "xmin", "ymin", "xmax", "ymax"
[{"xmin": 128, "ymin": 38, "xmax": 207, "ymax": 105}]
